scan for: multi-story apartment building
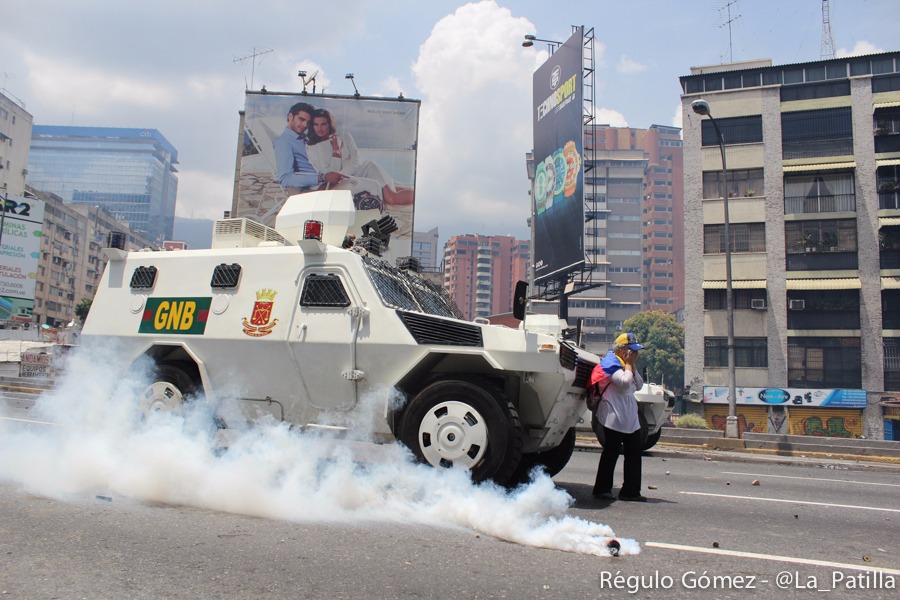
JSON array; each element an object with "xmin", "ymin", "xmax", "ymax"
[
  {"xmin": 29, "ymin": 188, "xmax": 157, "ymax": 327},
  {"xmin": 641, "ymin": 125, "xmax": 685, "ymax": 314},
  {"xmin": 27, "ymin": 126, "xmax": 179, "ymax": 244},
  {"xmin": 679, "ymin": 51, "xmax": 900, "ymax": 440},
  {"xmin": 526, "ymin": 124, "xmax": 684, "ymax": 353},
  {"xmin": 0, "ymin": 91, "xmax": 33, "ymax": 196},
  {"xmin": 443, "ymin": 234, "xmax": 529, "ymax": 320},
  {"xmin": 412, "ymin": 227, "xmax": 439, "ymax": 271}
]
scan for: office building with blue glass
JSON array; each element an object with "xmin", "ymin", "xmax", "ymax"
[{"xmin": 27, "ymin": 126, "xmax": 178, "ymax": 243}]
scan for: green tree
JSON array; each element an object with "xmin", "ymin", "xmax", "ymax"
[
  {"xmin": 74, "ymin": 297, "xmax": 93, "ymax": 323},
  {"xmin": 619, "ymin": 311, "xmax": 685, "ymax": 392}
]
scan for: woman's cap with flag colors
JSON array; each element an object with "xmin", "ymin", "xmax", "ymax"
[{"xmin": 615, "ymin": 332, "xmax": 644, "ymax": 351}]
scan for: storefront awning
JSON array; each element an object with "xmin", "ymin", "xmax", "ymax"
[
  {"xmin": 882, "ymin": 277, "xmax": 900, "ymax": 290},
  {"xmin": 877, "ymin": 158, "xmax": 900, "ymax": 167},
  {"xmin": 880, "ymin": 217, "xmax": 900, "ymax": 227},
  {"xmin": 783, "ymin": 162, "xmax": 856, "ymax": 172},
  {"xmin": 874, "ymin": 101, "xmax": 900, "ymax": 109},
  {"xmin": 786, "ymin": 278, "xmax": 861, "ymax": 290},
  {"xmin": 702, "ymin": 280, "xmax": 767, "ymax": 289}
]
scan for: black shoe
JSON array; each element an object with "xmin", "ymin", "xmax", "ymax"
[
  {"xmin": 618, "ymin": 494, "xmax": 648, "ymax": 502},
  {"xmin": 593, "ymin": 491, "xmax": 616, "ymax": 500}
]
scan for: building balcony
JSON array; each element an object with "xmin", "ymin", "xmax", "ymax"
[
  {"xmin": 875, "ymin": 133, "xmax": 900, "ymax": 154},
  {"xmin": 787, "ymin": 310, "xmax": 860, "ymax": 330},
  {"xmin": 880, "ymin": 191, "xmax": 900, "ymax": 210},
  {"xmin": 784, "ymin": 193, "xmax": 856, "ymax": 215},
  {"xmin": 883, "ymin": 311, "xmax": 900, "ymax": 329},
  {"xmin": 704, "ymin": 252, "xmax": 767, "ymax": 281},
  {"xmin": 881, "ymin": 249, "xmax": 900, "ymax": 269},
  {"xmin": 786, "ymin": 251, "xmax": 858, "ymax": 271}
]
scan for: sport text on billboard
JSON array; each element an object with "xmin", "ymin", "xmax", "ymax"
[{"xmin": 532, "ymin": 28, "xmax": 585, "ymax": 283}]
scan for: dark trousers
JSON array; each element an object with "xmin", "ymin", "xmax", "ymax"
[{"xmin": 593, "ymin": 425, "xmax": 642, "ymax": 497}]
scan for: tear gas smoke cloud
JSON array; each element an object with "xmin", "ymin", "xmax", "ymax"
[{"xmin": 0, "ymin": 341, "xmax": 639, "ymax": 557}]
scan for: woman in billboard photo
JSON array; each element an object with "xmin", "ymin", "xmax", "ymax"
[{"xmin": 307, "ymin": 109, "xmax": 414, "ymax": 206}]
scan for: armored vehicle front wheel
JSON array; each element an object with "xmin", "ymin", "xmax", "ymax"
[
  {"xmin": 139, "ymin": 363, "xmax": 198, "ymax": 418},
  {"xmin": 399, "ymin": 379, "xmax": 523, "ymax": 484},
  {"xmin": 510, "ymin": 427, "xmax": 576, "ymax": 484}
]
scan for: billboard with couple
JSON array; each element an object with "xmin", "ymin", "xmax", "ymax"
[{"xmin": 235, "ymin": 91, "xmax": 420, "ymax": 260}]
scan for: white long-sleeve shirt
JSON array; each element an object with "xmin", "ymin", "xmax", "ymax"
[{"xmin": 595, "ymin": 352, "xmax": 643, "ymax": 434}]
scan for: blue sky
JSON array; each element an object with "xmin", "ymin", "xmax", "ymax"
[{"xmin": 1, "ymin": 0, "xmax": 896, "ymax": 243}]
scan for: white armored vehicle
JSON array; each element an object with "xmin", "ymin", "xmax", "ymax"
[{"xmin": 82, "ymin": 191, "xmax": 607, "ymax": 484}]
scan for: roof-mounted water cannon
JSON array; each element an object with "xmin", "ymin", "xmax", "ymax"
[
  {"xmin": 362, "ymin": 214, "xmax": 398, "ymax": 243},
  {"xmin": 396, "ymin": 256, "xmax": 421, "ymax": 274}
]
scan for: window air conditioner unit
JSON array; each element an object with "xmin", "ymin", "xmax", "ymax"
[
  {"xmin": 789, "ymin": 299, "xmax": 806, "ymax": 310},
  {"xmin": 750, "ymin": 298, "xmax": 767, "ymax": 310}
]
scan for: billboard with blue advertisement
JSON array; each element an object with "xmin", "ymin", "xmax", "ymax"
[
  {"xmin": 531, "ymin": 27, "xmax": 584, "ymax": 284},
  {"xmin": 703, "ymin": 386, "xmax": 867, "ymax": 408},
  {"xmin": 0, "ymin": 195, "xmax": 45, "ymax": 323}
]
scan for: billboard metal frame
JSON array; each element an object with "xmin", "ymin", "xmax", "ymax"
[{"xmin": 532, "ymin": 27, "xmax": 606, "ymax": 306}]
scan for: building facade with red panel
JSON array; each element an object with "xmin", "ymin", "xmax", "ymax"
[{"xmin": 442, "ymin": 234, "xmax": 530, "ymax": 321}]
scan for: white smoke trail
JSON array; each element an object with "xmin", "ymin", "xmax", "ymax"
[{"xmin": 0, "ymin": 341, "xmax": 639, "ymax": 557}]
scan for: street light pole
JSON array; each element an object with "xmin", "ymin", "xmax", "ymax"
[{"xmin": 692, "ymin": 99, "xmax": 738, "ymax": 439}]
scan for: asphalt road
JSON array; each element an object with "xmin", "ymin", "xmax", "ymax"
[{"xmin": 1, "ymin": 410, "xmax": 899, "ymax": 600}]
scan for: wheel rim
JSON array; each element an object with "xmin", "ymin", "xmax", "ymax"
[
  {"xmin": 140, "ymin": 381, "xmax": 185, "ymax": 416},
  {"xmin": 417, "ymin": 400, "xmax": 489, "ymax": 470}
]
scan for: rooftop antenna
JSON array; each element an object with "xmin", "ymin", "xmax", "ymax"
[
  {"xmin": 821, "ymin": 0, "xmax": 836, "ymax": 60},
  {"xmin": 718, "ymin": 0, "xmax": 741, "ymax": 63},
  {"xmin": 298, "ymin": 69, "xmax": 318, "ymax": 94},
  {"xmin": 233, "ymin": 46, "xmax": 273, "ymax": 90}
]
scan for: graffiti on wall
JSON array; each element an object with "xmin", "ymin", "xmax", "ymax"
[
  {"xmin": 789, "ymin": 413, "xmax": 862, "ymax": 438},
  {"xmin": 708, "ymin": 410, "xmax": 766, "ymax": 435}
]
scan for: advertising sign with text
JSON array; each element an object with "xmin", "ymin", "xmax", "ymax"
[
  {"xmin": 0, "ymin": 195, "xmax": 45, "ymax": 322},
  {"xmin": 531, "ymin": 27, "xmax": 585, "ymax": 283},
  {"xmin": 703, "ymin": 386, "xmax": 867, "ymax": 408},
  {"xmin": 236, "ymin": 92, "xmax": 419, "ymax": 262}
]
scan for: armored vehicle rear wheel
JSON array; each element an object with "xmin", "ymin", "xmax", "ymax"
[
  {"xmin": 399, "ymin": 379, "xmax": 523, "ymax": 484},
  {"xmin": 139, "ymin": 363, "xmax": 198, "ymax": 418},
  {"xmin": 643, "ymin": 429, "xmax": 662, "ymax": 450}
]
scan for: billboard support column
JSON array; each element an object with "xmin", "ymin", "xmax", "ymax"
[
  {"xmin": 558, "ymin": 274, "xmax": 569, "ymax": 322},
  {"xmin": 0, "ymin": 186, "xmax": 7, "ymax": 248}
]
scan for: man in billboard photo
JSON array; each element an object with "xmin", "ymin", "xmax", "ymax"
[
  {"xmin": 307, "ymin": 108, "xmax": 414, "ymax": 206},
  {"xmin": 273, "ymin": 101, "xmax": 321, "ymax": 192}
]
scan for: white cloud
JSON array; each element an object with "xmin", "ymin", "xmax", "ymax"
[
  {"xmin": 594, "ymin": 108, "xmax": 628, "ymax": 128},
  {"xmin": 616, "ymin": 55, "xmax": 647, "ymax": 74},
  {"xmin": 835, "ymin": 40, "xmax": 884, "ymax": 58},
  {"xmin": 411, "ymin": 1, "xmax": 538, "ymax": 238},
  {"xmin": 671, "ymin": 103, "xmax": 683, "ymax": 130},
  {"xmin": 24, "ymin": 52, "xmax": 177, "ymax": 118},
  {"xmin": 379, "ymin": 76, "xmax": 406, "ymax": 97},
  {"xmin": 174, "ymin": 169, "xmax": 233, "ymax": 220}
]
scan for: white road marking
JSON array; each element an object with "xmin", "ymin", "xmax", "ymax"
[
  {"xmin": 680, "ymin": 491, "xmax": 900, "ymax": 513},
  {"xmin": 720, "ymin": 471, "xmax": 900, "ymax": 488},
  {"xmin": 646, "ymin": 541, "xmax": 900, "ymax": 576},
  {"xmin": 0, "ymin": 415, "xmax": 66, "ymax": 427}
]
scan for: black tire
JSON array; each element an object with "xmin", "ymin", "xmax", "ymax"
[
  {"xmin": 510, "ymin": 427, "xmax": 576, "ymax": 484},
  {"xmin": 638, "ymin": 410, "xmax": 649, "ymax": 448},
  {"xmin": 643, "ymin": 429, "xmax": 662, "ymax": 450},
  {"xmin": 139, "ymin": 363, "xmax": 199, "ymax": 418},
  {"xmin": 399, "ymin": 378, "xmax": 523, "ymax": 485}
]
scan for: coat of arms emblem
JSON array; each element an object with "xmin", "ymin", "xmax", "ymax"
[{"xmin": 242, "ymin": 289, "xmax": 278, "ymax": 337}]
